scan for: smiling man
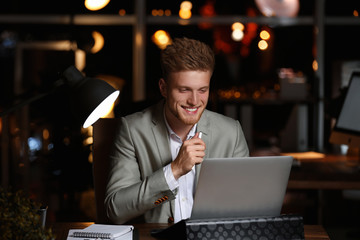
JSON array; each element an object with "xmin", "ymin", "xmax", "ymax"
[{"xmin": 105, "ymin": 37, "xmax": 249, "ymax": 224}]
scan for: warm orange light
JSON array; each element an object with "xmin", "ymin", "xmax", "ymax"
[
  {"xmin": 155, "ymin": 30, "xmax": 169, "ymax": 44},
  {"xmin": 81, "ymin": 125, "xmax": 93, "ymax": 137},
  {"xmin": 180, "ymin": 1, "xmax": 192, "ymax": 10},
  {"xmin": 260, "ymin": 30, "xmax": 270, "ymax": 40},
  {"xmin": 152, "ymin": 30, "xmax": 172, "ymax": 49},
  {"xmin": 91, "ymin": 31, "xmax": 104, "ymax": 54},
  {"xmin": 258, "ymin": 40, "xmax": 268, "ymax": 50},
  {"xmin": 232, "ymin": 22, "xmax": 244, "ymax": 31},
  {"xmin": 165, "ymin": 9, "xmax": 171, "ymax": 16},
  {"xmin": 312, "ymin": 60, "xmax": 318, "ymax": 71},
  {"xmin": 118, "ymin": 9, "xmax": 126, "ymax": 16},
  {"xmin": 88, "ymin": 152, "xmax": 93, "ymax": 163},
  {"xmin": 43, "ymin": 129, "xmax": 50, "ymax": 140},
  {"xmin": 179, "ymin": 1, "xmax": 192, "ymax": 19},
  {"xmin": 83, "ymin": 137, "xmax": 93, "ymax": 146},
  {"xmin": 354, "ymin": 10, "xmax": 359, "ymax": 17},
  {"xmin": 179, "ymin": 9, "xmax": 192, "ymax": 19},
  {"xmin": 84, "ymin": 0, "xmax": 110, "ymax": 11},
  {"xmin": 158, "ymin": 9, "xmax": 164, "ymax": 16}
]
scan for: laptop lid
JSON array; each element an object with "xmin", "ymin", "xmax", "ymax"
[{"xmin": 190, "ymin": 156, "xmax": 293, "ymax": 220}]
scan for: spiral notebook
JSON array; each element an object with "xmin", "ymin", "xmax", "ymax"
[{"xmin": 67, "ymin": 224, "xmax": 134, "ymax": 240}]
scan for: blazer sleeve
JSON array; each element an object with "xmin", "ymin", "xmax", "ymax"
[{"xmin": 104, "ymin": 117, "xmax": 175, "ymax": 224}]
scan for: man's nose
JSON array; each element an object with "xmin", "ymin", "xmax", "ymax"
[{"xmin": 188, "ymin": 92, "xmax": 198, "ymax": 105}]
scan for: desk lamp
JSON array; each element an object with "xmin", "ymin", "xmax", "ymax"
[
  {"xmin": 0, "ymin": 65, "xmax": 120, "ymax": 188},
  {"xmin": 62, "ymin": 66, "xmax": 120, "ymax": 128},
  {"xmin": 0, "ymin": 65, "xmax": 120, "ymax": 128}
]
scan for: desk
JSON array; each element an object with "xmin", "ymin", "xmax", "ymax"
[
  {"xmin": 284, "ymin": 154, "xmax": 360, "ymax": 225},
  {"xmin": 50, "ymin": 222, "xmax": 330, "ymax": 240},
  {"xmin": 287, "ymin": 154, "xmax": 360, "ymax": 190}
]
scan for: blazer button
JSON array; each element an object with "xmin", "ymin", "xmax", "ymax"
[{"xmin": 168, "ymin": 217, "xmax": 174, "ymax": 223}]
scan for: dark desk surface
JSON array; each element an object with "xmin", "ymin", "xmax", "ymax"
[
  {"xmin": 287, "ymin": 154, "xmax": 360, "ymax": 189},
  {"xmin": 50, "ymin": 222, "xmax": 330, "ymax": 240}
]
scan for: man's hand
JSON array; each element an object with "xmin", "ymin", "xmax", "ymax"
[{"xmin": 171, "ymin": 132, "xmax": 206, "ymax": 180}]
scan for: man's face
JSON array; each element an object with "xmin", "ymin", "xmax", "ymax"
[{"xmin": 159, "ymin": 70, "xmax": 211, "ymax": 128}]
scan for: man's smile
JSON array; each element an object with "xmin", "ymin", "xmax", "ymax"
[{"xmin": 183, "ymin": 106, "xmax": 199, "ymax": 113}]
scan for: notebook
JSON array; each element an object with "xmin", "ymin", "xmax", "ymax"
[
  {"xmin": 67, "ymin": 224, "xmax": 134, "ymax": 240},
  {"xmin": 190, "ymin": 155, "xmax": 293, "ymax": 220}
]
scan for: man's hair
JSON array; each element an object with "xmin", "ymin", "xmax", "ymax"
[{"xmin": 160, "ymin": 37, "xmax": 215, "ymax": 80}]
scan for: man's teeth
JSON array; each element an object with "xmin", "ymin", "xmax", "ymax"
[{"xmin": 185, "ymin": 107, "xmax": 197, "ymax": 112}]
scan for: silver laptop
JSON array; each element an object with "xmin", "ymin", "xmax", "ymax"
[{"xmin": 190, "ymin": 156, "xmax": 293, "ymax": 220}]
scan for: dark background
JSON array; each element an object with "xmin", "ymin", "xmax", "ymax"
[{"xmin": 1, "ymin": 1, "xmax": 360, "ymax": 238}]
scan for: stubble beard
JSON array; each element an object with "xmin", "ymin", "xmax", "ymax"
[{"xmin": 175, "ymin": 105, "xmax": 204, "ymax": 126}]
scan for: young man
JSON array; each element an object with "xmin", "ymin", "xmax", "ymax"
[{"xmin": 105, "ymin": 37, "xmax": 249, "ymax": 224}]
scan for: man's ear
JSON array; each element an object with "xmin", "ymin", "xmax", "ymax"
[{"xmin": 159, "ymin": 78, "xmax": 167, "ymax": 98}]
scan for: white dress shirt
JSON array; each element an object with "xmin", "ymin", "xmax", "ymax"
[{"xmin": 163, "ymin": 120, "xmax": 197, "ymax": 223}]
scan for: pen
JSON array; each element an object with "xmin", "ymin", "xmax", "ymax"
[{"xmin": 188, "ymin": 131, "xmax": 202, "ymax": 140}]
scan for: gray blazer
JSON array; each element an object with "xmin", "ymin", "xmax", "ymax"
[{"xmin": 105, "ymin": 100, "xmax": 249, "ymax": 224}]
